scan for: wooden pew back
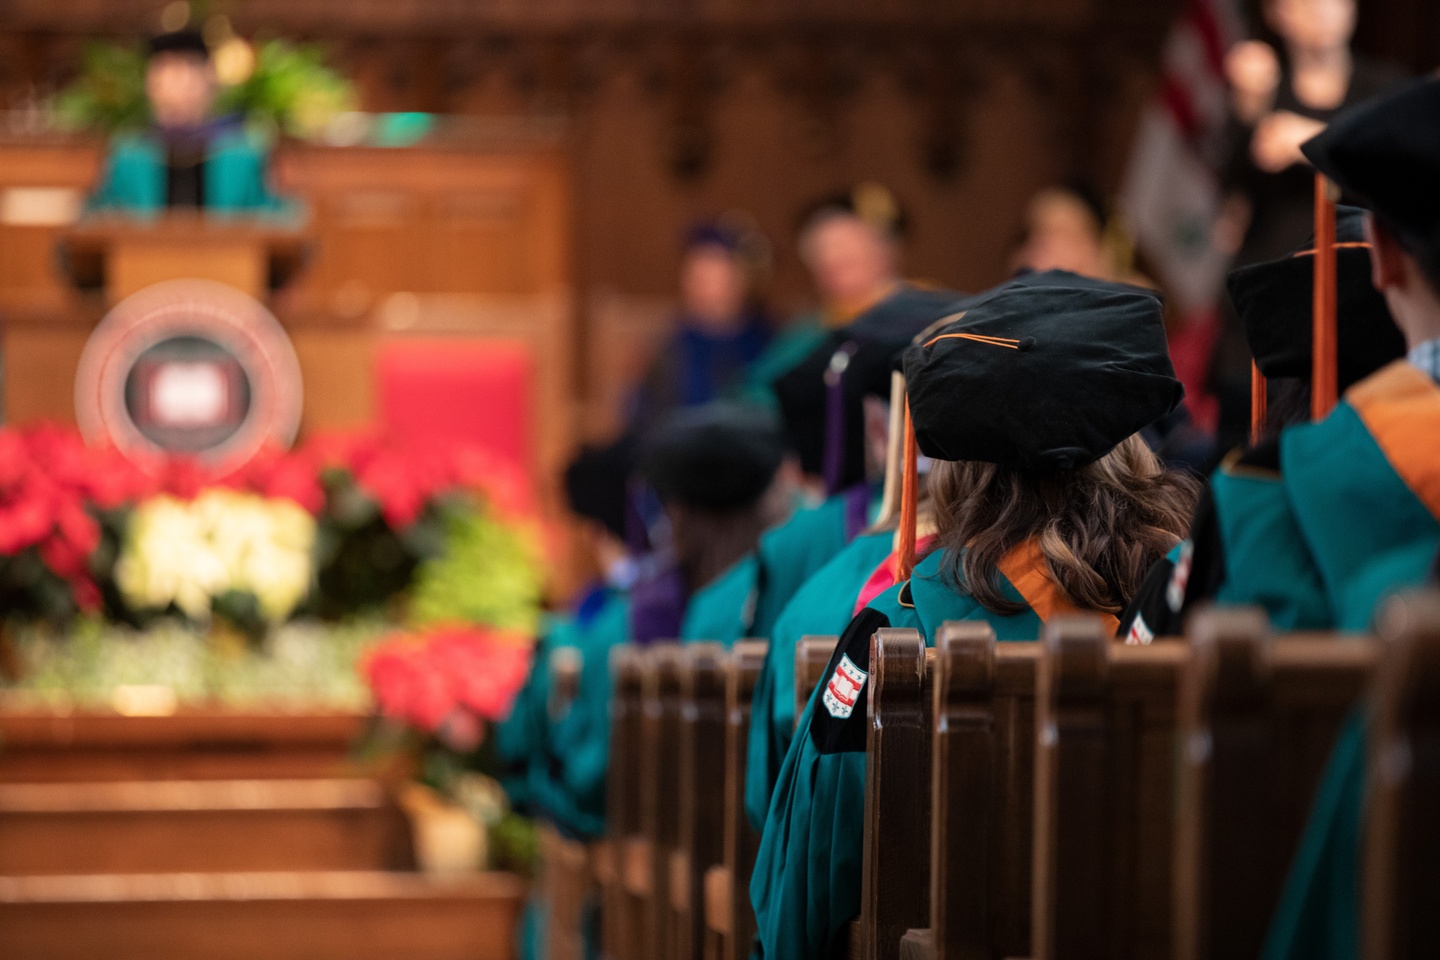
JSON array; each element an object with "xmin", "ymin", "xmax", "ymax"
[
  {"xmin": 1032, "ymin": 617, "xmax": 1186, "ymax": 960},
  {"xmin": 704, "ymin": 641, "xmax": 768, "ymax": 960},
  {"xmin": 930, "ymin": 624, "xmax": 1040, "ymax": 960},
  {"xmin": 1365, "ymin": 592, "xmax": 1440, "ymax": 960},
  {"xmin": 675, "ymin": 643, "xmax": 728, "ymax": 960},
  {"xmin": 604, "ymin": 646, "xmax": 647, "ymax": 960},
  {"xmin": 539, "ymin": 824, "xmax": 593, "ymax": 960},
  {"xmin": 797, "ymin": 636, "xmax": 842, "ymax": 730},
  {"xmin": 540, "ymin": 647, "xmax": 592, "ymax": 960},
  {"xmin": 1174, "ymin": 610, "xmax": 1376, "ymax": 960},
  {"xmin": 640, "ymin": 646, "xmax": 686, "ymax": 960},
  {"xmin": 855, "ymin": 629, "xmax": 935, "ymax": 960}
]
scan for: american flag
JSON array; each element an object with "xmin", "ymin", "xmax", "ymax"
[{"xmin": 1120, "ymin": 0, "xmax": 1243, "ymax": 314}]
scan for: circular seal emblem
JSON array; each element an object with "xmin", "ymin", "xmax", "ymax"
[{"xmin": 75, "ymin": 279, "xmax": 303, "ymax": 472}]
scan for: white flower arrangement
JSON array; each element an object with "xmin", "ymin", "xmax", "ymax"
[{"xmin": 115, "ymin": 490, "xmax": 317, "ymax": 624}]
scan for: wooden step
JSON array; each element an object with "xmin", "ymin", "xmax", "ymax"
[
  {"xmin": 0, "ymin": 709, "xmax": 392, "ymax": 783},
  {"xmin": 0, "ymin": 870, "xmax": 527, "ymax": 960},
  {"xmin": 0, "ymin": 779, "xmax": 413, "ymax": 874}
]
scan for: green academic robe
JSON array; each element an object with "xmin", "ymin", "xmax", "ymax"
[
  {"xmin": 1252, "ymin": 362, "xmax": 1440, "ymax": 960},
  {"xmin": 751, "ymin": 546, "xmax": 1075, "ymax": 960},
  {"xmin": 743, "ymin": 530, "xmax": 895, "ymax": 831},
  {"xmin": 1119, "ymin": 441, "xmax": 1333, "ymax": 642},
  {"xmin": 87, "ymin": 129, "xmax": 293, "ymax": 216},
  {"xmin": 501, "ymin": 592, "xmax": 629, "ymax": 960},
  {"xmin": 680, "ymin": 554, "xmax": 760, "ymax": 647},
  {"xmin": 749, "ymin": 486, "xmax": 880, "ymax": 641},
  {"xmin": 493, "ymin": 615, "xmax": 573, "ymax": 812},
  {"xmin": 538, "ymin": 590, "xmax": 634, "ymax": 840},
  {"xmin": 676, "ymin": 486, "xmax": 876, "ymax": 650}
]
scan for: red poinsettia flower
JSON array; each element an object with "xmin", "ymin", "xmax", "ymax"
[
  {"xmin": 365, "ymin": 635, "xmax": 457, "ymax": 733},
  {"xmin": 364, "ymin": 625, "xmax": 533, "ymax": 738},
  {"xmin": 424, "ymin": 625, "xmax": 533, "ymax": 723},
  {"xmin": 219, "ymin": 443, "xmax": 326, "ymax": 515}
]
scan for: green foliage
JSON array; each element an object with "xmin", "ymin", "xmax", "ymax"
[
  {"xmin": 52, "ymin": 42, "xmax": 150, "ymax": 134},
  {"xmin": 3, "ymin": 617, "xmax": 388, "ymax": 709},
  {"xmin": 51, "ymin": 37, "xmax": 354, "ymax": 139},
  {"xmin": 215, "ymin": 40, "xmax": 356, "ymax": 139},
  {"xmin": 0, "ymin": 549, "xmax": 84, "ymax": 625},
  {"xmin": 491, "ymin": 813, "xmax": 540, "ymax": 876},
  {"xmin": 407, "ymin": 498, "xmax": 546, "ymax": 636},
  {"xmin": 310, "ymin": 470, "xmax": 440, "ymax": 621}
]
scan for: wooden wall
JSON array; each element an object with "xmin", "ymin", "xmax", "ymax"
[{"xmin": 0, "ymin": 0, "xmax": 1194, "ymax": 441}]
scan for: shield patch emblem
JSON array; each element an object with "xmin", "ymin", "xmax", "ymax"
[{"xmin": 822, "ymin": 654, "xmax": 868, "ymax": 720}]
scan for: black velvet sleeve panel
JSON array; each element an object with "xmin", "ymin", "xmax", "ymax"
[{"xmin": 809, "ymin": 606, "xmax": 890, "ymax": 755}]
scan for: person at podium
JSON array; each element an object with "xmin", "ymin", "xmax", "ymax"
[{"xmin": 86, "ymin": 30, "xmax": 290, "ymax": 216}]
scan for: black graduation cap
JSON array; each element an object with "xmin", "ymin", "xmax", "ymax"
[
  {"xmin": 639, "ymin": 402, "xmax": 786, "ymax": 511},
  {"xmin": 563, "ymin": 434, "xmax": 638, "ymax": 541},
  {"xmin": 771, "ymin": 284, "xmax": 963, "ymax": 488},
  {"xmin": 901, "ymin": 270, "xmax": 1182, "ymax": 470},
  {"xmin": 1228, "ymin": 205, "xmax": 1405, "ymax": 393},
  {"xmin": 1301, "ymin": 78, "xmax": 1440, "ymax": 258},
  {"xmin": 148, "ymin": 31, "xmax": 211, "ymax": 60}
]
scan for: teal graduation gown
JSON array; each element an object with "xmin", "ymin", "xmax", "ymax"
[
  {"xmin": 749, "ymin": 486, "xmax": 879, "ymax": 641},
  {"xmin": 88, "ymin": 129, "xmax": 294, "ymax": 216},
  {"xmin": 677, "ymin": 485, "xmax": 876, "ymax": 649},
  {"xmin": 540, "ymin": 590, "xmax": 635, "ymax": 840},
  {"xmin": 1256, "ymin": 362, "xmax": 1440, "ymax": 960},
  {"xmin": 493, "ymin": 613, "xmax": 576, "ymax": 812},
  {"xmin": 751, "ymin": 545, "xmax": 1100, "ymax": 960},
  {"xmin": 1119, "ymin": 440, "xmax": 1334, "ymax": 642},
  {"xmin": 680, "ymin": 554, "xmax": 760, "ymax": 647},
  {"xmin": 743, "ymin": 530, "xmax": 895, "ymax": 831}
]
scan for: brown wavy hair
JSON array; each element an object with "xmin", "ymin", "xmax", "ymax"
[{"xmin": 926, "ymin": 434, "xmax": 1199, "ymax": 616}]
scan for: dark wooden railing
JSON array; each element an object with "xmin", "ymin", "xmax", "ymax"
[{"xmin": 565, "ymin": 593, "xmax": 1440, "ymax": 960}]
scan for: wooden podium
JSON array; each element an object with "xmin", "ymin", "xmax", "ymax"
[{"xmin": 62, "ymin": 215, "xmax": 309, "ymax": 303}]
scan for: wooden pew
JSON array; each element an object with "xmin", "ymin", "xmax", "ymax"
[
  {"xmin": 1364, "ymin": 591, "xmax": 1440, "ymax": 960},
  {"xmin": 639, "ymin": 647, "xmax": 685, "ymax": 960},
  {"xmin": 1032, "ymin": 616, "xmax": 1186, "ymax": 960},
  {"xmin": 537, "ymin": 646, "xmax": 595, "ymax": 960},
  {"xmin": 852, "ymin": 629, "xmax": 935, "ymax": 960},
  {"xmin": 674, "ymin": 644, "xmax": 729, "ymax": 960},
  {"xmin": 797, "ymin": 636, "xmax": 842, "ymax": 728},
  {"xmin": 928, "ymin": 624, "xmax": 1041, "ymax": 960},
  {"xmin": 539, "ymin": 826, "xmax": 593, "ymax": 960},
  {"xmin": 603, "ymin": 646, "xmax": 646, "ymax": 960},
  {"xmin": 703, "ymin": 641, "xmax": 768, "ymax": 960},
  {"xmin": 1173, "ymin": 609, "xmax": 1376, "ymax": 960}
]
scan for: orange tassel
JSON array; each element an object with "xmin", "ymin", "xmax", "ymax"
[
  {"xmin": 897, "ymin": 399, "xmax": 919, "ymax": 583},
  {"xmin": 1312, "ymin": 173, "xmax": 1339, "ymax": 421}
]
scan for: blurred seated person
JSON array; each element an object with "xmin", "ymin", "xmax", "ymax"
[
  {"xmin": 747, "ymin": 184, "xmax": 910, "ymax": 396},
  {"xmin": 86, "ymin": 30, "xmax": 291, "ymax": 216},
  {"xmin": 1011, "ymin": 181, "xmax": 1153, "ymax": 287},
  {"xmin": 1013, "ymin": 182, "xmax": 1213, "ymax": 470},
  {"xmin": 629, "ymin": 220, "xmax": 772, "ymax": 433},
  {"xmin": 628, "ymin": 402, "xmax": 797, "ymax": 647}
]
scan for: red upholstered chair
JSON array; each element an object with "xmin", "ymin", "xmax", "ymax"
[{"xmin": 375, "ymin": 336, "xmax": 534, "ymax": 481}]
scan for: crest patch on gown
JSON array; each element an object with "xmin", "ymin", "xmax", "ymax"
[{"xmin": 822, "ymin": 654, "xmax": 868, "ymax": 720}]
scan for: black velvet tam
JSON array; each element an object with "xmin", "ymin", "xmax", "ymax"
[
  {"xmin": 563, "ymin": 434, "xmax": 638, "ymax": 541},
  {"xmin": 148, "ymin": 31, "xmax": 211, "ymax": 59},
  {"xmin": 1302, "ymin": 78, "xmax": 1440, "ymax": 254},
  {"xmin": 771, "ymin": 284, "xmax": 963, "ymax": 485},
  {"xmin": 1228, "ymin": 206, "xmax": 1405, "ymax": 393},
  {"xmin": 639, "ymin": 402, "xmax": 786, "ymax": 511},
  {"xmin": 901, "ymin": 270, "xmax": 1182, "ymax": 470}
]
